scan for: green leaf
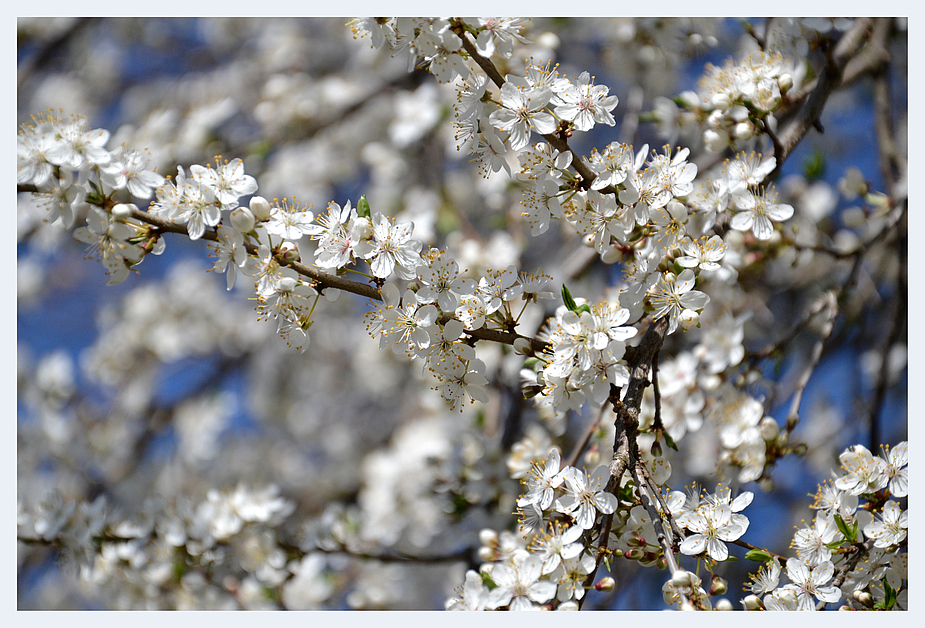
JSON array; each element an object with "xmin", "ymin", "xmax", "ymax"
[
  {"xmin": 803, "ymin": 149, "xmax": 826, "ymax": 182},
  {"xmin": 561, "ymin": 284, "xmax": 579, "ymax": 312},
  {"xmin": 881, "ymin": 577, "xmax": 896, "ymax": 610},
  {"xmin": 357, "ymin": 195, "xmax": 371, "ymax": 218},
  {"xmin": 662, "ymin": 431, "xmax": 679, "ymax": 451},
  {"xmin": 744, "ymin": 549, "xmax": 773, "ymax": 562},
  {"xmin": 833, "ymin": 514, "xmax": 857, "ymax": 542}
]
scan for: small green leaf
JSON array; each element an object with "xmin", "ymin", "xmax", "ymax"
[
  {"xmin": 575, "ymin": 304, "xmax": 591, "ymax": 314},
  {"xmin": 662, "ymin": 431, "xmax": 679, "ymax": 451},
  {"xmin": 881, "ymin": 577, "xmax": 896, "ymax": 608},
  {"xmin": 833, "ymin": 514, "xmax": 857, "ymax": 542},
  {"xmin": 744, "ymin": 549, "xmax": 773, "ymax": 563},
  {"xmin": 561, "ymin": 284, "xmax": 579, "ymax": 312},
  {"xmin": 357, "ymin": 195, "xmax": 371, "ymax": 218}
]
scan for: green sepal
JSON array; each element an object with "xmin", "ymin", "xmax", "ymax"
[
  {"xmin": 357, "ymin": 195, "xmax": 371, "ymax": 218},
  {"xmin": 561, "ymin": 283, "xmax": 579, "ymax": 312},
  {"xmin": 744, "ymin": 549, "xmax": 772, "ymax": 563}
]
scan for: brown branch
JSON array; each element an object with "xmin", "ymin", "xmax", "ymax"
[
  {"xmin": 453, "ymin": 20, "xmax": 613, "ymax": 194},
  {"xmin": 771, "ymin": 18, "xmax": 874, "ymax": 178}
]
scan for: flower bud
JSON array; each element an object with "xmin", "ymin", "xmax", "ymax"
[
  {"xmin": 679, "ymin": 308, "xmax": 699, "ymax": 330},
  {"xmin": 230, "ymin": 206, "xmax": 255, "ymax": 233},
  {"xmin": 477, "ymin": 546, "xmax": 494, "ymax": 562},
  {"xmin": 703, "ymin": 129, "xmax": 729, "ymax": 153},
  {"xmin": 734, "ymin": 121, "xmax": 754, "ymax": 141},
  {"xmin": 742, "ymin": 594, "xmax": 761, "ymax": 610},
  {"xmin": 709, "ymin": 575, "xmax": 728, "ymax": 596},
  {"xmin": 679, "ymin": 90, "xmax": 700, "ymax": 109},
  {"xmin": 278, "ymin": 276, "xmax": 297, "ymax": 293},
  {"xmin": 759, "ymin": 417, "xmax": 779, "ymax": 441},
  {"xmin": 715, "ymin": 598, "xmax": 734, "ymax": 611},
  {"xmin": 759, "ymin": 477, "xmax": 774, "ymax": 492},
  {"xmin": 279, "ymin": 241, "xmax": 300, "ymax": 262},
  {"xmin": 777, "ymin": 73, "xmax": 793, "ymax": 93},
  {"xmin": 558, "ymin": 601, "xmax": 579, "ymax": 610},
  {"xmin": 671, "ymin": 570, "xmax": 693, "ymax": 587},
  {"xmin": 249, "ymin": 195, "xmax": 271, "ymax": 221},
  {"xmin": 594, "ymin": 577, "xmax": 615, "ymax": 591},
  {"xmin": 111, "ymin": 203, "xmax": 135, "ymax": 220},
  {"xmin": 625, "ymin": 548, "xmax": 644, "ymax": 561},
  {"xmin": 513, "ymin": 338, "xmax": 532, "ymax": 355},
  {"xmin": 478, "ymin": 528, "xmax": 498, "ymax": 547},
  {"xmin": 852, "ymin": 590, "xmax": 874, "ymax": 608},
  {"xmin": 710, "ymin": 92, "xmax": 732, "ymax": 111}
]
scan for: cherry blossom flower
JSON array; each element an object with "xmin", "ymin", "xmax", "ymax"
[
  {"xmin": 835, "ymin": 444, "xmax": 888, "ymax": 495},
  {"xmin": 863, "ymin": 501, "xmax": 907, "ymax": 549},
  {"xmin": 489, "ymin": 82, "xmax": 556, "ymax": 151},
  {"xmin": 554, "ymin": 71, "xmax": 618, "ymax": 132},
  {"xmin": 881, "ymin": 441, "xmax": 908, "ymax": 498},
  {"xmin": 486, "ymin": 554, "xmax": 557, "ymax": 610},
  {"xmin": 784, "ymin": 557, "xmax": 841, "ymax": 609},
  {"xmin": 355, "ymin": 212, "xmax": 423, "ymax": 279},
  {"xmin": 679, "ymin": 502, "xmax": 748, "ymax": 561},
  {"xmin": 517, "ymin": 448, "xmax": 564, "ymax": 511},
  {"xmin": 792, "ymin": 513, "xmax": 841, "ymax": 565},
  {"xmin": 555, "ymin": 465, "xmax": 617, "ymax": 530},
  {"xmin": 648, "ymin": 269, "xmax": 710, "ymax": 335},
  {"xmin": 731, "ymin": 185, "xmax": 793, "ymax": 240}
]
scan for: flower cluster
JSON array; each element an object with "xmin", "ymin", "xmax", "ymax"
[
  {"xmin": 661, "ymin": 50, "xmax": 798, "ymax": 153},
  {"xmin": 743, "ymin": 441, "xmax": 907, "ymax": 611},
  {"xmin": 446, "ymin": 449, "xmax": 618, "ymax": 610}
]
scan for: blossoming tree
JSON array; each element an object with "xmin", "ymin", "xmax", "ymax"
[{"xmin": 17, "ymin": 16, "xmax": 907, "ymax": 610}]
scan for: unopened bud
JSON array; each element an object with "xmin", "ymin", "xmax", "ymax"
[
  {"xmin": 709, "ymin": 575, "xmax": 728, "ymax": 596},
  {"xmin": 742, "ymin": 594, "xmax": 761, "ymax": 610},
  {"xmin": 680, "ymin": 602, "xmax": 695, "ymax": 611},
  {"xmin": 703, "ymin": 128, "xmax": 729, "ymax": 153},
  {"xmin": 651, "ymin": 439, "xmax": 663, "ymax": 458},
  {"xmin": 558, "ymin": 601, "xmax": 579, "ymax": 610},
  {"xmin": 852, "ymin": 590, "xmax": 874, "ymax": 608},
  {"xmin": 656, "ymin": 556, "xmax": 668, "ymax": 570},
  {"xmin": 715, "ymin": 599, "xmax": 734, "ymax": 611},
  {"xmin": 671, "ymin": 570, "xmax": 693, "ymax": 587},
  {"xmin": 513, "ymin": 338, "xmax": 532, "ymax": 355},
  {"xmin": 111, "ymin": 203, "xmax": 135, "ymax": 220},
  {"xmin": 595, "ymin": 577, "xmax": 616, "ymax": 591},
  {"xmin": 710, "ymin": 92, "xmax": 731, "ymax": 111},
  {"xmin": 478, "ymin": 528, "xmax": 498, "ymax": 547},
  {"xmin": 249, "ymin": 195, "xmax": 271, "ymax": 221},
  {"xmin": 759, "ymin": 477, "xmax": 774, "ymax": 493},
  {"xmin": 679, "ymin": 308, "xmax": 699, "ymax": 330},
  {"xmin": 793, "ymin": 443, "xmax": 808, "ymax": 455},
  {"xmin": 279, "ymin": 276, "xmax": 298, "ymax": 293},
  {"xmin": 625, "ymin": 548, "xmax": 644, "ymax": 561},
  {"xmin": 759, "ymin": 417, "xmax": 779, "ymax": 441},
  {"xmin": 279, "ymin": 241, "xmax": 300, "ymax": 262},
  {"xmin": 230, "ymin": 206, "xmax": 255, "ymax": 233},
  {"xmin": 477, "ymin": 547, "xmax": 494, "ymax": 561},
  {"xmin": 601, "ymin": 246, "xmax": 622, "ymax": 264},
  {"xmin": 777, "ymin": 73, "xmax": 793, "ymax": 93},
  {"xmin": 734, "ymin": 121, "xmax": 754, "ymax": 141},
  {"xmin": 679, "ymin": 90, "xmax": 700, "ymax": 109}
]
